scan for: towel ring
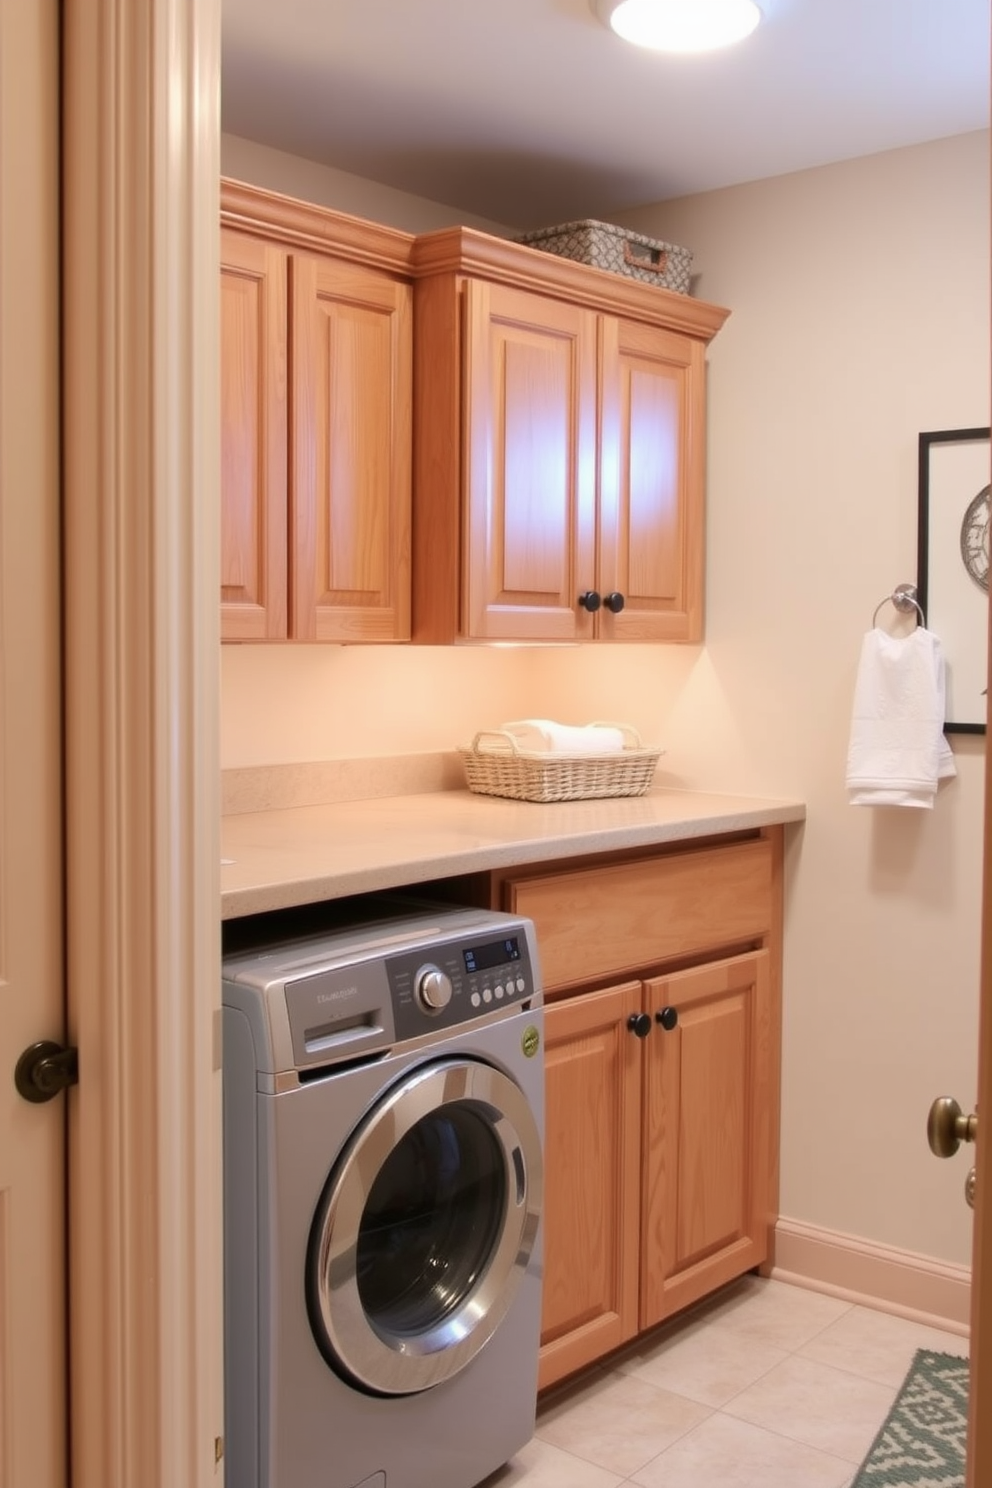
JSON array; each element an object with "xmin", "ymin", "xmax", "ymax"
[{"xmin": 872, "ymin": 582, "xmax": 924, "ymax": 628}]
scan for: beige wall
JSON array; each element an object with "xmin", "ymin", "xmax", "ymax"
[
  {"xmin": 220, "ymin": 130, "xmax": 989, "ymax": 1270},
  {"xmin": 221, "ymin": 132, "xmax": 511, "ymax": 235},
  {"xmin": 613, "ymin": 130, "xmax": 989, "ymax": 1268}
]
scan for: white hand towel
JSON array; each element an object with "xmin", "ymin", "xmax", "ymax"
[
  {"xmin": 845, "ymin": 627, "xmax": 956, "ymax": 808},
  {"xmin": 499, "ymin": 719, "xmax": 626, "ymax": 754}
]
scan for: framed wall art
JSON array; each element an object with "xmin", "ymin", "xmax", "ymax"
[{"xmin": 917, "ymin": 426, "xmax": 991, "ymax": 734}]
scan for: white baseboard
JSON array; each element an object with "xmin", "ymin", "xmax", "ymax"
[{"xmin": 769, "ymin": 1217, "xmax": 971, "ymax": 1336}]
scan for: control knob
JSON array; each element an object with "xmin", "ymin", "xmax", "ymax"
[{"xmin": 415, "ymin": 964, "xmax": 453, "ymax": 1012}]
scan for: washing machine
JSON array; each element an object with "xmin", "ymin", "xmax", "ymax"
[{"xmin": 222, "ymin": 903, "xmax": 545, "ymax": 1488}]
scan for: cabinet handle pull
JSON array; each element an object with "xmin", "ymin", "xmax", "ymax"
[
  {"xmin": 578, "ymin": 590, "xmax": 602, "ymax": 612},
  {"xmin": 627, "ymin": 1012, "xmax": 652, "ymax": 1038},
  {"xmin": 623, "ymin": 241, "xmax": 669, "ymax": 276},
  {"xmin": 656, "ymin": 1006, "xmax": 678, "ymax": 1031},
  {"xmin": 604, "ymin": 591, "xmax": 625, "ymax": 613}
]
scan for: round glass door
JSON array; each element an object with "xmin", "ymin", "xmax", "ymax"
[{"xmin": 307, "ymin": 1057, "xmax": 543, "ymax": 1395}]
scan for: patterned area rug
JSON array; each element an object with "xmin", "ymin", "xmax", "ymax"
[{"xmin": 853, "ymin": 1349, "xmax": 969, "ymax": 1487}]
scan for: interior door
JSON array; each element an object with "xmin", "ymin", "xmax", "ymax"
[
  {"xmin": 965, "ymin": 585, "xmax": 992, "ymax": 1484},
  {"xmin": 0, "ymin": 0, "xmax": 66, "ymax": 1483}
]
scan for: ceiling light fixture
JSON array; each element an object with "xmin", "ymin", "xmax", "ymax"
[{"xmin": 594, "ymin": 0, "xmax": 762, "ymax": 53}]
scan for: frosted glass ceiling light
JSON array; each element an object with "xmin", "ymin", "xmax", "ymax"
[{"xmin": 595, "ymin": 0, "xmax": 762, "ymax": 53}]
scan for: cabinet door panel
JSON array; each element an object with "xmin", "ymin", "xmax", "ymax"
[
  {"xmin": 220, "ymin": 231, "xmax": 288, "ymax": 639},
  {"xmin": 292, "ymin": 255, "xmax": 411, "ymax": 641},
  {"xmin": 599, "ymin": 319, "xmax": 704, "ymax": 641},
  {"xmin": 641, "ymin": 951, "xmax": 771, "ymax": 1329},
  {"xmin": 539, "ymin": 982, "xmax": 642, "ymax": 1390},
  {"xmin": 463, "ymin": 280, "xmax": 597, "ymax": 641}
]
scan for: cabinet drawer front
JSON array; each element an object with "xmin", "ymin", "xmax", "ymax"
[{"xmin": 507, "ymin": 840, "xmax": 773, "ymax": 993}]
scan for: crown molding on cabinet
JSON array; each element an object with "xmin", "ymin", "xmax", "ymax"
[
  {"xmin": 220, "ymin": 179, "xmax": 730, "ymax": 342},
  {"xmin": 411, "ymin": 226, "xmax": 730, "ymax": 341},
  {"xmin": 221, "ymin": 178, "xmax": 416, "ymax": 277}
]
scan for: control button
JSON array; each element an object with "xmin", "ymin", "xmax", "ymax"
[
  {"xmin": 414, "ymin": 964, "xmax": 453, "ymax": 1013},
  {"xmin": 516, "ymin": 977, "xmax": 526, "ymax": 992},
  {"xmin": 495, "ymin": 985, "xmax": 505, "ymax": 1000},
  {"xmin": 470, "ymin": 992, "xmax": 481, "ymax": 1009},
  {"xmin": 482, "ymin": 988, "xmax": 493, "ymax": 1003}
]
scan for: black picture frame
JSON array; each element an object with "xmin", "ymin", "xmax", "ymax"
[{"xmin": 917, "ymin": 427, "xmax": 991, "ymax": 734}]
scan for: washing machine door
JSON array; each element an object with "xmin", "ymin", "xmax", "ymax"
[{"xmin": 307, "ymin": 1056, "xmax": 543, "ymax": 1396}]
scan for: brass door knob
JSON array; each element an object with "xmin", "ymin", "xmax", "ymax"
[{"xmin": 927, "ymin": 1096, "xmax": 978, "ymax": 1158}]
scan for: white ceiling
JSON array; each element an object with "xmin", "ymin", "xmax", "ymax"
[{"xmin": 221, "ymin": 0, "xmax": 990, "ymax": 229}]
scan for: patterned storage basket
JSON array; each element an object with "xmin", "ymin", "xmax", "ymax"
[
  {"xmin": 515, "ymin": 219, "xmax": 692, "ymax": 295},
  {"xmin": 458, "ymin": 723, "xmax": 664, "ymax": 803}
]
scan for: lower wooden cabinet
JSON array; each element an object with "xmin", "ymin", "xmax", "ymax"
[
  {"xmin": 640, "ymin": 951, "xmax": 771, "ymax": 1328},
  {"xmin": 539, "ymin": 982, "xmax": 643, "ymax": 1389},
  {"xmin": 540, "ymin": 948, "xmax": 771, "ymax": 1391},
  {"xmin": 474, "ymin": 831, "xmax": 784, "ymax": 1390}
]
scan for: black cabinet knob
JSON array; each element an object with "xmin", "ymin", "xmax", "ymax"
[
  {"xmin": 578, "ymin": 590, "xmax": 602, "ymax": 612},
  {"xmin": 627, "ymin": 1012, "xmax": 652, "ymax": 1038},
  {"xmin": 656, "ymin": 1006, "xmax": 678, "ymax": 1031},
  {"xmin": 604, "ymin": 591, "xmax": 625, "ymax": 613}
]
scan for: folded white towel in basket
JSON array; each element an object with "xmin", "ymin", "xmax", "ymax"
[
  {"xmin": 499, "ymin": 719, "xmax": 627, "ymax": 754},
  {"xmin": 845, "ymin": 628, "xmax": 956, "ymax": 808}
]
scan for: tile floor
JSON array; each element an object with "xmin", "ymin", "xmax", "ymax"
[{"xmin": 483, "ymin": 1274, "xmax": 969, "ymax": 1488}]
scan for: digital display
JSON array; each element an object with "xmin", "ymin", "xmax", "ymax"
[{"xmin": 463, "ymin": 936, "xmax": 521, "ymax": 974}]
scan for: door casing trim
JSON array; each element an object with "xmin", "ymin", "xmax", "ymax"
[{"xmin": 62, "ymin": 2, "xmax": 223, "ymax": 1484}]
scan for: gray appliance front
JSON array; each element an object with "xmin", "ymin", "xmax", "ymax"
[{"xmin": 223, "ymin": 912, "xmax": 544, "ymax": 1488}]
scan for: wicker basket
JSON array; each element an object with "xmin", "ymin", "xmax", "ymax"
[
  {"xmin": 458, "ymin": 723, "xmax": 663, "ymax": 803},
  {"xmin": 515, "ymin": 219, "xmax": 693, "ymax": 295}
]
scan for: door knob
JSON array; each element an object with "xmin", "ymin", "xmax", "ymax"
[
  {"xmin": 627, "ymin": 1012, "xmax": 652, "ymax": 1038},
  {"xmin": 603, "ymin": 591, "xmax": 625, "ymax": 613},
  {"xmin": 578, "ymin": 590, "xmax": 602, "ymax": 612},
  {"xmin": 656, "ymin": 1006, "xmax": 678, "ymax": 1031},
  {"xmin": 15, "ymin": 1040, "xmax": 79, "ymax": 1104},
  {"xmin": 927, "ymin": 1096, "xmax": 978, "ymax": 1158}
]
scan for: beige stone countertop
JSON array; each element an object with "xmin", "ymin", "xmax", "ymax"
[{"xmin": 220, "ymin": 786, "xmax": 806, "ymax": 920}]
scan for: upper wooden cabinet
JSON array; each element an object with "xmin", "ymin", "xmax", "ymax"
[
  {"xmin": 220, "ymin": 182, "xmax": 414, "ymax": 642},
  {"xmin": 219, "ymin": 187, "xmax": 728, "ymax": 645},
  {"xmin": 411, "ymin": 229, "xmax": 729, "ymax": 644},
  {"xmin": 220, "ymin": 229, "xmax": 288, "ymax": 639}
]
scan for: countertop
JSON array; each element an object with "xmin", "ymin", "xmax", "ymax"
[{"xmin": 220, "ymin": 785, "xmax": 806, "ymax": 920}]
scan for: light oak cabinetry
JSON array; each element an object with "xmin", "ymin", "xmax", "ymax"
[
  {"xmin": 220, "ymin": 181, "xmax": 414, "ymax": 642},
  {"xmin": 494, "ymin": 829, "xmax": 781, "ymax": 1390},
  {"xmin": 639, "ymin": 951, "xmax": 771, "ymax": 1328},
  {"xmin": 540, "ymin": 981, "xmax": 643, "ymax": 1378},
  {"xmin": 411, "ymin": 231, "xmax": 729, "ymax": 643},
  {"xmin": 220, "ymin": 229, "xmax": 288, "ymax": 638}
]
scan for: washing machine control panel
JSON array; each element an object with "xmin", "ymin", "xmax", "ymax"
[
  {"xmin": 231, "ymin": 909, "xmax": 540, "ymax": 1072},
  {"xmin": 386, "ymin": 926, "xmax": 536, "ymax": 1040}
]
